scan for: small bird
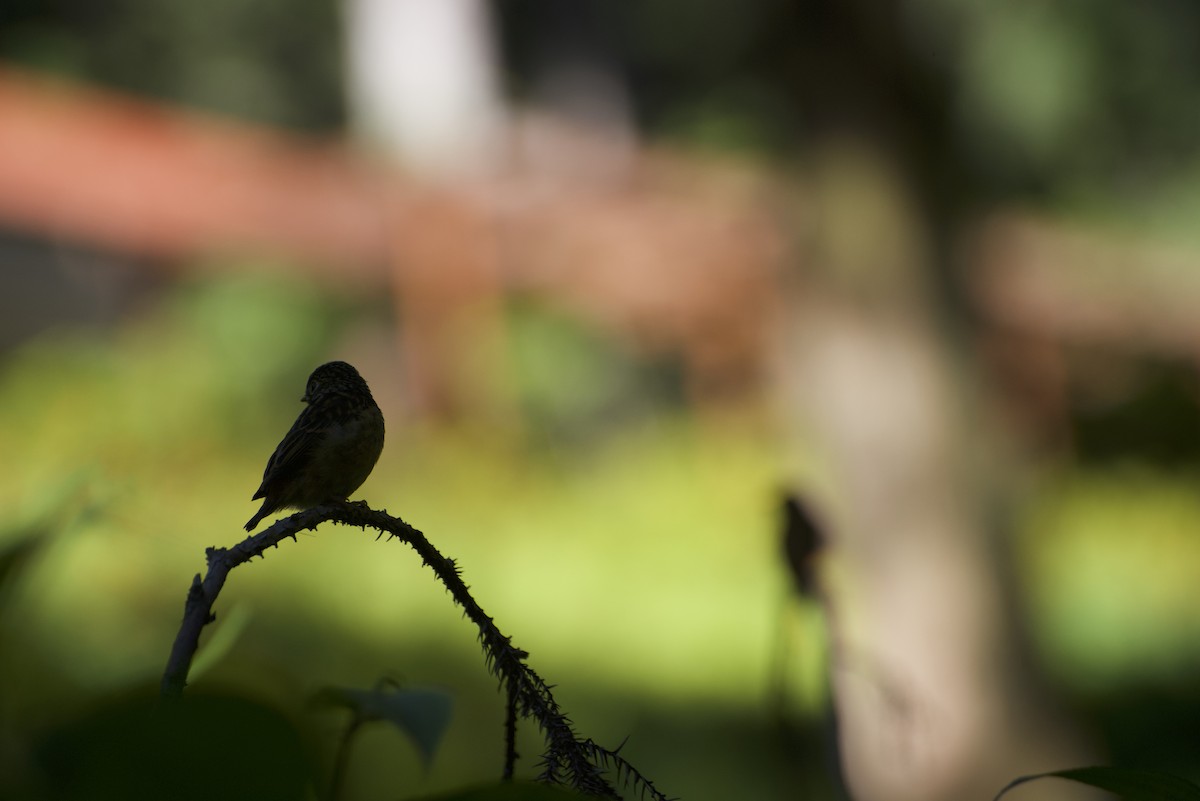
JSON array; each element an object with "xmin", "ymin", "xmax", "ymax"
[{"xmin": 245, "ymin": 361, "xmax": 386, "ymax": 531}]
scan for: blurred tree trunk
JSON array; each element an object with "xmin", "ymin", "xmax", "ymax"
[
  {"xmin": 342, "ymin": 0, "xmax": 505, "ymax": 174},
  {"xmin": 772, "ymin": 2, "xmax": 1098, "ymax": 798},
  {"xmin": 777, "ymin": 139, "xmax": 1096, "ymax": 801}
]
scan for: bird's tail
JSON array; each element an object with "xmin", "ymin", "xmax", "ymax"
[{"xmin": 244, "ymin": 501, "xmax": 273, "ymax": 531}]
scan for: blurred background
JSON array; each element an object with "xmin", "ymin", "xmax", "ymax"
[{"xmin": 2, "ymin": 1, "xmax": 1200, "ymax": 800}]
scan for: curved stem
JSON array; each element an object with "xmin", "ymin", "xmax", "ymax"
[
  {"xmin": 503, "ymin": 672, "xmax": 519, "ymax": 781},
  {"xmin": 159, "ymin": 502, "xmax": 662, "ymax": 800}
]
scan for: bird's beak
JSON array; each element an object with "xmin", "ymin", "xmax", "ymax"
[{"xmin": 300, "ymin": 394, "xmax": 310, "ymax": 403}]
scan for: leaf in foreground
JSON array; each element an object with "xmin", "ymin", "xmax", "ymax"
[
  {"xmin": 317, "ymin": 684, "xmax": 453, "ymax": 766},
  {"xmin": 995, "ymin": 766, "xmax": 1200, "ymax": 801}
]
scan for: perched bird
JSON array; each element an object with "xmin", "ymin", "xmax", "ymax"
[
  {"xmin": 780, "ymin": 492, "xmax": 826, "ymax": 600},
  {"xmin": 245, "ymin": 361, "xmax": 386, "ymax": 531}
]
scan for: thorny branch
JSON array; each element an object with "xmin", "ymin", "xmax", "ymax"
[{"xmin": 160, "ymin": 502, "xmax": 669, "ymax": 801}]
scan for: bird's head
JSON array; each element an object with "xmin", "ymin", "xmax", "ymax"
[{"xmin": 302, "ymin": 361, "xmax": 369, "ymax": 403}]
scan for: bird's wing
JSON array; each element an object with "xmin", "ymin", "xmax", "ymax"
[{"xmin": 251, "ymin": 404, "xmax": 324, "ymax": 500}]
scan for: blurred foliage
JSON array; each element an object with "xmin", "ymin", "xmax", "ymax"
[
  {"xmin": 506, "ymin": 300, "xmax": 685, "ymax": 448},
  {"xmin": 1020, "ymin": 468, "xmax": 1200, "ymax": 690},
  {"xmin": 496, "ymin": 0, "xmax": 1200, "ymax": 240},
  {"xmin": 1070, "ymin": 358, "xmax": 1200, "ymax": 469},
  {"xmin": 0, "ymin": 0, "xmax": 344, "ymax": 130}
]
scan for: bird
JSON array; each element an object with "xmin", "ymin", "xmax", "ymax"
[{"xmin": 245, "ymin": 361, "xmax": 386, "ymax": 531}]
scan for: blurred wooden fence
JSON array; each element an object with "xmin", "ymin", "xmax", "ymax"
[{"xmin": 0, "ymin": 67, "xmax": 784, "ymax": 412}]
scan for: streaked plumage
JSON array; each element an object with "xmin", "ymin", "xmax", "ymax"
[{"xmin": 245, "ymin": 361, "xmax": 385, "ymax": 531}]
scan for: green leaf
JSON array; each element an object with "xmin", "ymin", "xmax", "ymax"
[
  {"xmin": 316, "ymin": 684, "xmax": 453, "ymax": 766},
  {"xmin": 0, "ymin": 468, "xmax": 101, "ymax": 596},
  {"xmin": 411, "ymin": 781, "xmax": 595, "ymax": 801},
  {"xmin": 45, "ymin": 691, "xmax": 312, "ymax": 801},
  {"xmin": 189, "ymin": 602, "xmax": 252, "ymax": 681},
  {"xmin": 0, "ymin": 532, "xmax": 42, "ymax": 594},
  {"xmin": 995, "ymin": 766, "xmax": 1200, "ymax": 801}
]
